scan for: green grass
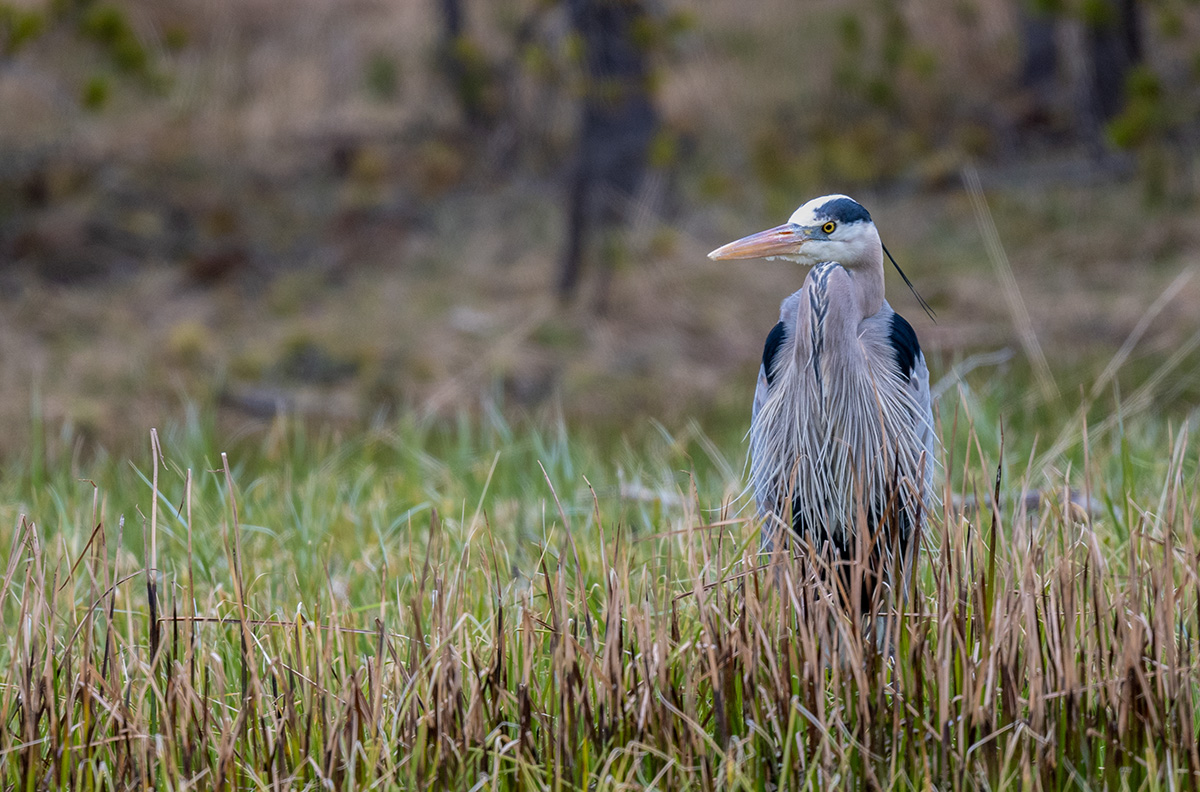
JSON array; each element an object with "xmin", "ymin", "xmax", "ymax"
[{"xmin": 1, "ymin": 374, "xmax": 1199, "ymax": 789}]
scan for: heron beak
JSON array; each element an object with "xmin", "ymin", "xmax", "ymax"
[{"xmin": 707, "ymin": 224, "xmax": 809, "ymax": 260}]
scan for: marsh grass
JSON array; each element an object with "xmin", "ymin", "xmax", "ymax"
[{"xmin": 1, "ymin": 388, "xmax": 1199, "ymax": 790}]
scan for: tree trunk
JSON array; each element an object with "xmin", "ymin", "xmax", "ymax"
[
  {"xmin": 1085, "ymin": 0, "xmax": 1143, "ymax": 123},
  {"xmin": 436, "ymin": 0, "xmax": 492, "ymax": 128},
  {"xmin": 558, "ymin": 0, "xmax": 658, "ymax": 305}
]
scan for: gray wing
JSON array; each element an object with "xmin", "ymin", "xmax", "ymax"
[
  {"xmin": 909, "ymin": 349, "xmax": 935, "ymax": 502},
  {"xmin": 887, "ymin": 310, "xmax": 935, "ymax": 503},
  {"xmin": 753, "ymin": 320, "xmax": 788, "ymax": 424},
  {"xmin": 751, "ymin": 318, "xmax": 791, "ymax": 550}
]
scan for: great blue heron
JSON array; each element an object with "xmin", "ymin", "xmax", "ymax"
[{"xmin": 708, "ymin": 195, "xmax": 934, "ymax": 605}]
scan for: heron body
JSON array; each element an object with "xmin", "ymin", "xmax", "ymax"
[{"xmin": 709, "ymin": 195, "xmax": 934, "ymax": 599}]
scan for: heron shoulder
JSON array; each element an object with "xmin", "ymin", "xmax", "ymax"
[
  {"xmin": 761, "ymin": 321, "xmax": 787, "ymax": 387},
  {"xmin": 764, "ymin": 287, "xmax": 807, "ymax": 387},
  {"xmin": 887, "ymin": 311, "xmax": 922, "ymax": 383}
]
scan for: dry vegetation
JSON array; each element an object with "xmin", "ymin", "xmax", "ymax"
[
  {"xmin": 2, "ymin": 0, "xmax": 1200, "ymax": 787},
  {"xmin": 2, "ymin": 396, "xmax": 1200, "ymax": 789}
]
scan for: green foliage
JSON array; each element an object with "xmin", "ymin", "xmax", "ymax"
[
  {"xmin": 878, "ymin": 3, "xmax": 908, "ymax": 69},
  {"xmin": 531, "ymin": 318, "xmax": 585, "ymax": 351},
  {"xmin": 563, "ymin": 29, "xmax": 585, "ymax": 66},
  {"xmin": 811, "ymin": 6, "xmax": 944, "ymax": 186},
  {"xmin": 629, "ymin": 9, "xmax": 693, "ymax": 53},
  {"xmin": 1080, "ymin": 0, "xmax": 1118, "ymax": 28},
  {"xmin": 80, "ymin": 73, "xmax": 110, "ymax": 109},
  {"xmin": 447, "ymin": 34, "xmax": 499, "ymax": 124},
  {"xmin": 78, "ymin": 3, "xmax": 124, "ymax": 43},
  {"xmin": 1028, "ymin": 0, "xmax": 1068, "ymax": 14},
  {"xmin": 646, "ymin": 127, "xmax": 679, "ymax": 168},
  {"xmin": 837, "ymin": 12, "xmax": 863, "ymax": 53},
  {"xmin": 0, "ymin": 3, "xmax": 45, "ymax": 55},
  {"xmin": 663, "ymin": 9, "xmax": 697, "ymax": 38},
  {"xmin": 1158, "ymin": 6, "xmax": 1185, "ymax": 38},
  {"xmin": 79, "ymin": 2, "xmax": 147, "ymax": 75},
  {"xmin": 163, "ymin": 24, "xmax": 187, "ymax": 51},
  {"xmin": 2, "ymin": 0, "xmax": 164, "ymax": 105},
  {"xmin": 364, "ymin": 51, "xmax": 400, "ymax": 101},
  {"xmin": 1106, "ymin": 66, "xmax": 1166, "ymax": 149},
  {"xmin": 518, "ymin": 40, "xmax": 555, "ymax": 81},
  {"xmin": 864, "ymin": 75, "xmax": 897, "ymax": 108}
]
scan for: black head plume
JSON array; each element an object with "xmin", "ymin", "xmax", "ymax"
[{"xmin": 882, "ymin": 243, "xmax": 936, "ymax": 323}]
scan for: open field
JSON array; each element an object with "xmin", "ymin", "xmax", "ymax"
[
  {"xmin": 2, "ymin": 375, "xmax": 1199, "ymax": 789},
  {"xmin": 2, "ymin": 0, "xmax": 1200, "ymax": 787},
  {"xmin": 1, "ymin": 0, "xmax": 1199, "ymax": 458},
  {"xmin": 1, "ymin": 168, "xmax": 1198, "ymax": 463}
]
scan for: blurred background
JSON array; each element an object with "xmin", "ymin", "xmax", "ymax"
[{"xmin": 0, "ymin": 0, "xmax": 1198, "ymax": 459}]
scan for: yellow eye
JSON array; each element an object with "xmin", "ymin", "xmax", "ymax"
[{"xmin": 822, "ymin": 221, "xmax": 836, "ymax": 234}]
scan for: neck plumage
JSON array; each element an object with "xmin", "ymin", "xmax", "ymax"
[
  {"xmin": 848, "ymin": 241, "xmax": 885, "ymax": 320},
  {"xmin": 796, "ymin": 248, "xmax": 884, "ymax": 389},
  {"xmin": 801, "ymin": 244, "xmax": 885, "ymax": 328}
]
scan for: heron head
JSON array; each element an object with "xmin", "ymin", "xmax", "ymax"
[{"xmin": 707, "ymin": 195, "xmax": 880, "ymax": 268}]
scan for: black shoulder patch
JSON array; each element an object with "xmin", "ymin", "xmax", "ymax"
[
  {"xmin": 817, "ymin": 197, "xmax": 871, "ymax": 225},
  {"xmin": 888, "ymin": 312, "xmax": 920, "ymax": 382},
  {"xmin": 762, "ymin": 321, "xmax": 787, "ymax": 386}
]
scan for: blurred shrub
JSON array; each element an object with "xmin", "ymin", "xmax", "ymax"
[
  {"xmin": 365, "ymin": 52, "xmax": 400, "ymax": 101},
  {"xmin": 1079, "ymin": 0, "xmax": 1117, "ymax": 28},
  {"xmin": 278, "ymin": 337, "xmax": 359, "ymax": 385},
  {"xmin": 447, "ymin": 35, "xmax": 501, "ymax": 126},
  {"xmin": 414, "ymin": 139, "xmax": 466, "ymax": 198},
  {"xmin": 168, "ymin": 321, "xmax": 214, "ymax": 367},
  {"xmin": 1107, "ymin": 66, "xmax": 1165, "ymax": 150},
  {"xmin": 268, "ymin": 272, "xmax": 326, "ymax": 317},
  {"xmin": 79, "ymin": 3, "xmax": 147, "ymax": 75},
  {"xmin": 519, "ymin": 41, "xmax": 556, "ymax": 82},
  {"xmin": 1106, "ymin": 64, "xmax": 1182, "ymax": 205},
  {"xmin": 163, "ymin": 24, "xmax": 187, "ymax": 52},
  {"xmin": 4, "ymin": 0, "xmax": 166, "ymax": 108},
  {"xmin": 803, "ymin": 5, "xmax": 946, "ymax": 187},
  {"xmin": 647, "ymin": 129, "xmax": 679, "ymax": 169},
  {"xmin": 0, "ymin": 3, "xmax": 45, "ymax": 55},
  {"xmin": 80, "ymin": 73, "xmax": 110, "ymax": 109},
  {"xmin": 532, "ymin": 318, "xmax": 585, "ymax": 351}
]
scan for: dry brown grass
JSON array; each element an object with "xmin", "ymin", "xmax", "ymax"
[
  {"xmin": 1, "ymin": 406, "xmax": 1199, "ymax": 788},
  {"xmin": 2, "ymin": 3, "xmax": 1200, "ymax": 786}
]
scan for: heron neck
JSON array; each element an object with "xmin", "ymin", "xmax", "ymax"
[
  {"xmin": 799, "ymin": 263, "xmax": 861, "ymax": 354},
  {"xmin": 849, "ymin": 249, "xmax": 885, "ymax": 319}
]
